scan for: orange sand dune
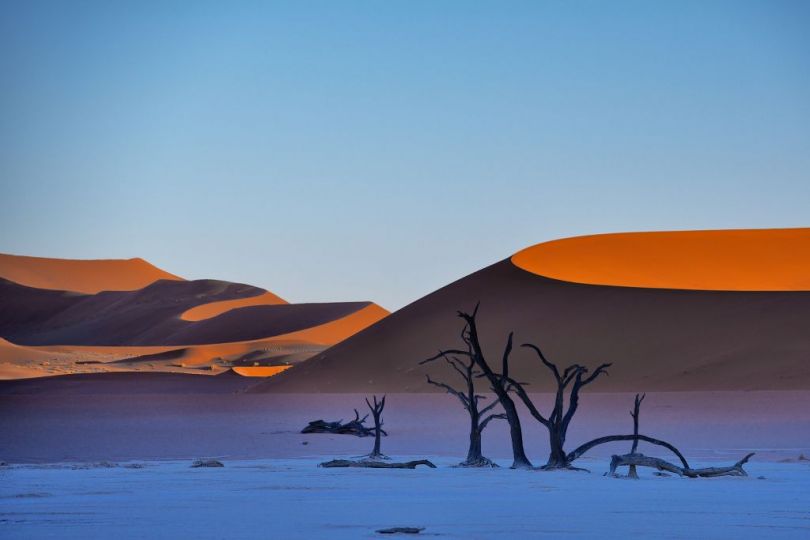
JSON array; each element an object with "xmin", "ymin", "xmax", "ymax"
[
  {"xmin": 180, "ymin": 291, "xmax": 288, "ymax": 321},
  {"xmin": 511, "ymin": 228, "xmax": 810, "ymax": 291},
  {"xmin": 268, "ymin": 303, "xmax": 389, "ymax": 345},
  {"xmin": 231, "ymin": 366, "xmax": 291, "ymax": 377},
  {"xmin": 0, "ymin": 253, "xmax": 183, "ymax": 293}
]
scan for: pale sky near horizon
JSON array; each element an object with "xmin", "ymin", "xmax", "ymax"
[{"xmin": 1, "ymin": 1, "xmax": 809, "ymax": 310}]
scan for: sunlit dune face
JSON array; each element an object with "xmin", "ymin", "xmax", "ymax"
[
  {"xmin": 268, "ymin": 304, "xmax": 390, "ymax": 345},
  {"xmin": 0, "ymin": 254, "xmax": 182, "ymax": 293},
  {"xmin": 511, "ymin": 228, "xmax": 810, "ymax": 291},
  {"xmin": 180, "ymin": 291, "xmax": 287, "ymax": 321},
  {"xmin": 231, "ymin": 366, "xmax": 291, "ymax": 377}
]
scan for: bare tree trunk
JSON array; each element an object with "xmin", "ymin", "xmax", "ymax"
[
  {"xmin": 427, "ymin": 306, "xmax": 532, "ymax": 469},
  {"xmin": 365, "ymin": 395, "xmax": 387, "ymax": 460},
  {"xmin": 545, "ymin": 428, "xmax": 568, "ymax": 468}
]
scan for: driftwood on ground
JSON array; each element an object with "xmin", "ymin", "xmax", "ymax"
[
  {"xmin": 376, "ymin": 527, "xmax": 425, "ymax": 534},
  {"xmin": 610, "ymin": 452, "xmax": 755, "ymax": 478},
  {"xmin": 319, "ymin": 459, "xmax": 437, "ymax": 469},
  {"xmin": 301, "ymin": 409, "xmax": 385, "ymax": 437}
]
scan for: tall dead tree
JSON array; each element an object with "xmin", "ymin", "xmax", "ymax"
[
  {"xmin": 433, "ymin": 305, "xmax": 533, "ymax": 469},
  {"xmin": 420, "ymin": 351, "xmax": 506, "ymax": 467},
  {"xmin": 496, "ymin": 341, "xmax": 611, "ymax": 469},
  {"xmin": 365, "ymin": 395, "xmax": 387, "ymax": 460}
]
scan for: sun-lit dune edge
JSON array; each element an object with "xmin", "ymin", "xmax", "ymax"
[
  {"xmin": 268, "ymin": 303, "xmax": 390, "ymax": 345},
  {"xmin": 180, "ymin": 291, "xmax": 288, "ymax": 321},
  {"xmin": 511, "ymin": 228, "xmax": 810, "ymax": 291},
  {"xmin": 0, "ymin": 253, "xmax": 183, "ymax": 293}
]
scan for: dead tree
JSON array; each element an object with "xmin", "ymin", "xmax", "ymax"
[
  {"xmin": 365, "ymin": 395, "xmax": 388, "ymax": 460},
  {"xmin": 501, "ymin": 342, "xmax": 611, "ymax": 469},
  {"xmin": 602, "ymin": 394, "xmax": 755, "ymax": 478},
  {"xmin": 432, "ymin": 305, "xmax": 533, "ymax": 469},
  {"xmin": 420, "ymin": 351, "xmax": 506, "ymax": 467}
]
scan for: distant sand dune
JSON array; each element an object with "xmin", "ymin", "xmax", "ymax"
[
  {"xmin": 0, "ymin": 253, "xmax": 183, "ymax": 293},
  {"xmin": 512, "ymin": 228, "xmax": 810, "ymax": 291}
]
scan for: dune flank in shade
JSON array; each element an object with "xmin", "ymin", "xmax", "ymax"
[
  {"xmin": 180, "ymin": 291, "xmax": 288, "ymax": 321},
  {"xmin": 0, "ymin": 253, "xmax": 183, "ymax": 293},
  {"xmin": 511, "ymin": 228, "xmax": 810, "ymax": 291}
]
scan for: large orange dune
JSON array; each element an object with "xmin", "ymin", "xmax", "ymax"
[
  {"xmin": 259, "ymin": 227, "xmax": 810, "ymax": 393},
  {"xmin": 0, "ymin": 253, "xmax": 183, "ymax": 293},
  {"xmin": 512, "ymin": 228, "xmax": 810, "ymax": 291}
]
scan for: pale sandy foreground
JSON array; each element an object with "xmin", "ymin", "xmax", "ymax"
[{"xmin": 2, "ymin": 458, "xmax": 809, "ymax": 539}]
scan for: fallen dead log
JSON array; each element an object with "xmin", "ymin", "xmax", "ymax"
[
  {"xmin": 610, "ymin": 452, "xmax": 754, "ymax": 478},
  {"xmin": 319, "ymin": 459, "xmax": 437, "ymax": 469},
  {"xmin": 376, "ymin": 527, "xmax": 425, "ymax": 534},
  {"xmin": 301, "ymin": 409, "xmax": 387, "ymax": 438}
]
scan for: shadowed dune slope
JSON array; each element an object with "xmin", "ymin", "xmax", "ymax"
[
  {"xmin": 512, "ymin": 228, "xmax": 810, "ymax": 291},
  {"xmin": 0, "ymin": 277, "xmax": 373, "ymax": 346},
  {"xmin": 255, "ymin": 258, "xmax": 810, "ymax": 393},
  {"xmin": 0, "ymin": 253, "xmax": 183, "ymax": 293}
]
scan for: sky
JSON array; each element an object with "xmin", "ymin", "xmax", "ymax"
[{"xmin": 1, "ymin": 1, "xmax": 808, "ymax": 311}]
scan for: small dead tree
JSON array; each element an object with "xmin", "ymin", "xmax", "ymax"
[
  {"xmin": 433, "ymin": 305, "xmax": 533, "ymax": 469},
  {"xmin": 626, "ymin": 393, "xmax": 645, "ymax": 478},
  {"xmin": 420, "ymin": 351, "xmax": 506, "ymax": 467},
  {"xmin": 365, "ymin": 395, "xmax": 387, "ymax": 460}
]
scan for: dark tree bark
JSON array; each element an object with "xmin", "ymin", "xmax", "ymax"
[
  {"xmin": 320, "ymin": 459, "xmax": 436, "ymax": 469},
  {"xmin": 429, "ymin": 305, "xmax": 533, "ymax": 469},
  {"xmin": 627, "ymin": 393, "xmax": 645, "ymax": 478},
  {"xmin": 420, "ymin": 350, "xmax": 505, "ymax": 467},
  {"xmin": 302, "ymin": 408, "xmax": 386, "ymax": 437},
  {"xmin": 365, "ymin": 395, "xmax": 387, "ymax": 460},
  {"xmin": 503, "ymin": 343, "xmax": 611, "ymax": 469}
]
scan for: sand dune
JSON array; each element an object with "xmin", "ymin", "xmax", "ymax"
[
  {"xmin": 180, "ymin": 291, "xmax": 288, "ymax": 321},
  {"xmin": 269, "ymin": 303, "xmax": 390, "ymax": 345},
  {"xmin": 0, "ymin": 253, "xmax": 183, "ymax": 293},
  {"xmin": 0, "ymin": 277, "xmax": 375, "ymax": 346},
  {"xmin": 258, "ymin": 232, "xmax": 810, "ymax": 393},
  {"xmin": 512, "ymin": 228, "xmax": 810, "ymax": 291}
]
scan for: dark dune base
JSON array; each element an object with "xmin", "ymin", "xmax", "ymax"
[
  {"xmin": 257, "ymin": 259, "xmax": 810, "ymax": 392},
  {"xmin": 0, "ymin": 371, "xmax": 256, "ymax": 396},
  {"xmin": 1, "ymin": 374, "xmax": 808, "ymax": 464}
]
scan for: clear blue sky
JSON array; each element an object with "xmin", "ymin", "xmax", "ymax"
[{"xmin": 1, "ymin": 1, "xmax": 808, "ymax": 310}]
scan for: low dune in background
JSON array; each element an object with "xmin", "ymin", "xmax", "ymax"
[
  {"xmin": 0, "ymin": 253, "xmax": 183, "ymax": 293},
  {"xmin": 181, "ymin": 291, "xmax": 288, "ymax": 320},
  {"xmin": 0, "ymin": 254, "xmax": 389, "ymax": 379},
  {"xmin": 259, "ymin": 228, "xmax": 810, "ymax": 393},
  {"xmin": 512, "ymin": 228, "xmax": 810, "ymax": 290}
]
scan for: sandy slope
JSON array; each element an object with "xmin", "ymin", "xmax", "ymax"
[
  {"xmin": 0, "ymin": 253, "xmax": 183, "ymax": 293},
  {"xmin": 512, "ymin": 228, "xmax": 810, "ymax": 290},
  {"xmin": 257, "ymin": 258, "xmax": 810, "ymax": 393},
  {"xmin": 180, "ymin": 291, "xmax": 288, "ymax": 320},
  {"xmin": 0, "ymin": 277, "xmax": 373, "ymax": 346}
]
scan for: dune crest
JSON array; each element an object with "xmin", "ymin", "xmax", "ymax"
[
  {"xmin": 0, "ymin": 253, "xmax": 183, "ymax": 293},
  {"xmin": 180, "ymin": 291, "xmax": 288, "ymax": 321},
  {"xmin": 511, "ymin": 228, "xmax": 810, "ymax": 291}
]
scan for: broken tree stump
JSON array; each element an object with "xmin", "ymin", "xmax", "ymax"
[{"xmin": 319, "ymin": 459, "xmax": 437, "ymax": 469}]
